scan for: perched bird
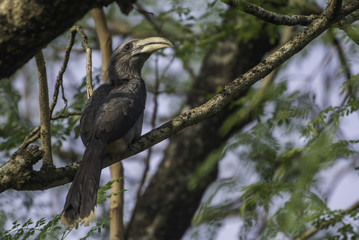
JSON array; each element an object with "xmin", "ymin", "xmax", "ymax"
[{"xmin": 61, "ymin": 37, "xmax": 173, "ymax": 227}]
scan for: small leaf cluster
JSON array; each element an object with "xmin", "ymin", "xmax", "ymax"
[
  {"xmin": 0, "ymin": 79, "xmax": 33, "ymax": 157},
  {"xmin": 0, "ymin": 216, "xmax": 62, "ymax": 240},
  {"xmin": 97, "ymin": 177, "xmax": 125, "ymax": 204}
]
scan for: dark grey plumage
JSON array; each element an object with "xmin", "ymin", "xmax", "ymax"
[{"xmin": 61, "ymin": 37, "xmax": 173, "ymax": 227}]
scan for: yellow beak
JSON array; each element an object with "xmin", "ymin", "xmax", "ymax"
[{"xmin": 135, "ymin": 37, "xmax": 173, "ymax": 54}]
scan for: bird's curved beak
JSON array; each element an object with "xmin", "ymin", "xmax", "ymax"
[{"xmin": 135, "ymin": 37, "xmax": 173, "ymax": 54}]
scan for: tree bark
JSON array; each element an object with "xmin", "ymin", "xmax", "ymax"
[
  {"xmin": 125, "ymin": 12, "xmax": 277, "ymax": 240},
  {"xmin": 0, "ymin": 0, "xmax": 114, "ymax": 79}
]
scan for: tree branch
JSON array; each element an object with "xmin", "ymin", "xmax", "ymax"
[
  {"xmin": 35, "ymin": 50, "xmax": 54, "ymax": 169},
  {"xmin": 91, "ymin": 8, "xmax": 124, "ymax": 240},
  {"xmin": 295, "ymin": 199, "xmax": 359, "ymax": 240},
  {"xmin": 49, "ymin": 29, "xmax": 79, "ymax": 116},
  {"xmin": 0, "ymin": 0, "xmax": 115, "ymax": 79},
  {"xmin": 222, "ymin": 0, "xmax": 354, "ymax": 26},
  {"xmin": 17, "ymin": 111, "xmax": 82, "ymax": 152},
  {"xmin": 18, "ymin": 127, "xmax": 41, "ymax": 151},
  {"xmin": 18, "ymin": 26, "xmax": 91, "ymax": 151},
  {"xmin": 51, "ymin": 111, "xmax": 82, "ymax": 120},
  {"xmin": 91, "ymin": 9, "xmax": 113, "ymax": 82},
  {"xmin": 70, "ymin": 26, "xmax": 94, "ymax": 98},
  {"xmin": 1, "ymin": 0, "xmax": 358, "ymax": 193},
  {"xmin": 222, "ymin": 0, "xmax": 317, "ymax": 25},
  {"xmin": 323, "ymin": 0, "xmax": 342, "ymax": 20}
]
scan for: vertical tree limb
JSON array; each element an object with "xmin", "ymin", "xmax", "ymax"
[
  {"xmin": 70, "ymin": 26, "xmax": 94, "ymax": 98},
  {"xmin": 91, "ymin": 9, "xmax": 112, "ymax": 82},
  {"xmin": 35, "ymin": 50, "xmax": 54, "ymax": 169},
  {"xmin": 85, "ymin": 47, "xmax": 94, "ymax": 99},
  {"xmin": 109, "ymin": 162, "xmax": 125, "ymax": 240},
  {"xmin": 91, "ymin": 8, "xmax": 125, "ymax": 240}
]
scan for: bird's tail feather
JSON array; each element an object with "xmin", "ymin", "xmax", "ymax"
[{"xmin": 61, "ymin": 138, "xmax": 106, "ymax": 227}]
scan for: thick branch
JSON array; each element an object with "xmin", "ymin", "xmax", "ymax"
[
  {"xmin": 1, "ymin": 0, "xmax": 358, "ymax": 192},
  {"xmin": 0, "ymin": 0, "xmax": 115, "ymax": 79},
  {"xmin": 0, "ymin": 146, "xmax": 44, "ymax": 191}
]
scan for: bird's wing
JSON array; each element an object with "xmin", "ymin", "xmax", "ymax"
[{"xmin": 80, "ymin": 79, "xmax": 146, "ymax": 145}]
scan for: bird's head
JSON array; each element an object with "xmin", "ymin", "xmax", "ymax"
[{"xmin": 107, "ymin": 37, "xmax": 173, "ymax": 84}]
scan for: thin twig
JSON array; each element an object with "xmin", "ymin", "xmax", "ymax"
[
  {"xmin": 70, "ymin": 26, "xmax": 93, "ymax": 98},
  {"xmin": 51, "ymin": 111, "xmax": 82, "ymax": 120},
  {"xmin": 222, "ymin": 0, "xmax": 318, "ymax": 26},
  {"xmin": 236, "ymin": 26, "xmax": 294, "ymax": 121},
  {"xmin": 70, "ymin": 26, "xmax": 93, "ymax": 100},
  {"xmin": 18, "ymin": 127, "xmax": 40, "ymax": 150},
  {"xmin": 85, "ymin": 48, "xmax": 93, "ymax": 98},
  {"xmin": 223, "ymin": 0, "xmax": 353, "ymax": 26},
  {"xmin": 19, "ymin": 27, "xmax": 91, "ymax": 151},
  {"xmin": 308, "ymin": 27, "xmax": 354, "ymax": 138},
  {"xmin": 332, "ymin": 35, "xmax": 351, "ymax": 80},
  {"xmin": 135, "ymin": 2, "xmax": 200, "ymax": 81},
  {"xmin": 18, "ymin": 110, "xmax": 78, "ymax": 152},
  {"xmin": 152, "ymin": 55, "xmax": 161, "ymax": 127},
  {"xmin": 35, "ymin": 50, "xmax": 54, "ymax": 169},
  {"xmin": 295, "ymin": 199, "xmax": 359, "ymax": 240},
  {"xmin": 159, "ymin": 56, "xmax": 175, "ymax": 81},
  {"xmin": 50, "ymin": 25, "xmax": 92, "ymax": 116},
  {"xmin": 330, "ymin": 30, "xmax": 354, "ymax": 103},
  {"xmin": 134, "ymin": 3, "xmax": 165, "ymax": 35},
  {"xmin": 49, "ymin": 31, "xmax": 76, "ymax": 116},
  {"xmin": 182, "ymin": 60, "xmax": 197, "ymax": 81}
]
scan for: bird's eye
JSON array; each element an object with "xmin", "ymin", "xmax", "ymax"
[{"xmin": 124, "ymin": 43, "xmax": 132, "ymax": 51}]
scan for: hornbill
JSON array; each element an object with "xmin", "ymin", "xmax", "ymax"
[{"xmin": 61, "ymin": 37, "xmax": 173, "ymax": 227}]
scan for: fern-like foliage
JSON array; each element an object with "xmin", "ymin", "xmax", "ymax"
[{"xmin": 190, "ymin": 74, "xmax": 359, "ymax": 239}]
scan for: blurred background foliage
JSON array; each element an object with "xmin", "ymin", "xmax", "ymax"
[{"xmin": 1, "ymin": 0, "xmax": 359, "ymax": 239}]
